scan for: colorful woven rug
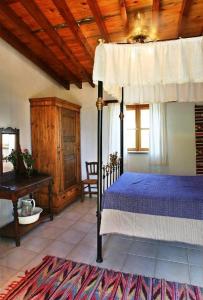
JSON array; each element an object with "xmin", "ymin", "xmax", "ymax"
[{"xmin": 0, "ymin": 255, "xmax": 203, "ymax": 299}]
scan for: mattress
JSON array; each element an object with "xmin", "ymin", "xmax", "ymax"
[{"xmin": 102, "ymin": 172, "xmax": 203, "ymax": 220}]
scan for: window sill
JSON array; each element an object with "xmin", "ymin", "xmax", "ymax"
[{"xmin": 127, "ymin": 151, "xmax": 149, "ymax": 154}]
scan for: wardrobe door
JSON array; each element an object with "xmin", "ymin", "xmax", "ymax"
[{"xmin": 61, "ymin": 108, "xmax": 77, "ymax": 190}]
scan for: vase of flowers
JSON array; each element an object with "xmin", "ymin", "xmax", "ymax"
[
  {"xmin": 21, "ymin": 149, "xmax": 35, "ymax": 177},
  {"xmin": 5, "ymin": 149, "xmax": 18, "ymax": 173}
]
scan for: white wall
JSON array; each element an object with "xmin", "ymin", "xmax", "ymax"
[{"xmin": 0, "ymin": 37, "xmax": 197, "ymax": 227}]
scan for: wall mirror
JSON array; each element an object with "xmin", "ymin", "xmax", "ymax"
[{"xmin": 0, "ymin": 127, "xmax": 20, "ymax": 175}]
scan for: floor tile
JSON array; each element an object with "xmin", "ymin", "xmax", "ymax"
[
  {"xmin": 83, "ymin": 198, "xmax": 97, "ymax": 208},
  {"xmin": 64, "ymin": 211, "xmax": 83, "ymax": 222},
  {"xmin": 188, "ymin": 249, "xmax": 203, "ymax": 266},
  {"xmin": 128, "ymin": 240, "xmax": 157, "ymax": 258},
  {"xmin": 88, "ymin": 225, "xmax": 97, "ymax": 233},
  {"xmin": 0, "ymin": 248, "xmax": 37, "ymax": 270},
  {"xmin": 122, "ymin": 255, "xmax": 156, "ymax": 277},
  {"xmin": 67, "ymin": 243, "xmax": 96, "ymax": 264},
  {"xmin": 0, "ymin": 265, "xmax": 16, "ymax": 287},
  {"xmin": 37, "ymin": 225, "xmax": 65, "ymax": 240},
  {"xmin": 21, "ymin": 253, "xmax": 45, "ymax": 272},
  {"xmin": 0, "ymin": 238, "xmax": 16, "ymax": 258},
  {"xmin": 72, "ymin": 221, "xmax": 94, "ymax": 233},
  {"xmin": 161, "ymin": 240, "xmax": 198, "ymax": 249},
  {"xmin": 157, "ymin": 244, "xmax": 188, "ymax": 263},
  {"xmin": 68, "ymin": 204, "xmax": 90, "ymax": 215},
  {"xmin": 42, "ymin": 240, "xmax": 75, "ymax": 258},
  {"xmin": 57, "ymin": 229, "xmax": 86, "ymax": 244},
  {"xmin": 118, "ymin": 234, "xmax": 134, "ymax": 241},
  {"xmin": 190, "ymin": 265, "xmax": 203, "ymax": 287},
  {"xmin": 94, "ymin": 252, "xmax": 127, "ymax": 272},
  {"xmin": 134, "ymin": 237, "xmax": 159, "ymax": 245},
  {"xmin": 21, "ymin": 236, "xmax": 52, "ymax": 252},
  {"xmin": 89, "ymin": 207, "xmax": 97, "ymax": 214},
  {"xmin": 80, "ymin": 232, "xmax": 97, "ymax": 248},
  {"xmin": 188, "ymin": 244, "xmax": 203, "ymax": 251},
  {"xmin": 81, "ymin": 214, "xmax": 96, "ymax": 224},
  {"xmin": 29, "ymin": 221, "xmax": 65, "ymax": 239},
  {"xmin": 103, "ymin": 235, "xmax": 133, "ymax": 254},
  {"xmin": 51, "ymin": 218, "xmax": 75, "ymax": 229},
  {"xmin": 155, "ymin": 260, "xmax": 190, "ymax": 284}
]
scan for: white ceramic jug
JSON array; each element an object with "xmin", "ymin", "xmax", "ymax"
[{"xmin": 21, "ymin": 199, "xmax": 35, "ymax": 217}]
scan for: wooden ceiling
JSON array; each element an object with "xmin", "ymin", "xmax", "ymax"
[{"xmin": 0, "ymin": 0, "xmax": 202, "ymax": 89}]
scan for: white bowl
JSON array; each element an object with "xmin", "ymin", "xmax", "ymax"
[{"xmin": 17, "ymin": 207, "xmax": 43, "ymax": 225}]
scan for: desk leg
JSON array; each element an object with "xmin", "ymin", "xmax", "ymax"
[
  {"xmin": 13, "ymin": 201, "xmax": 20, "ymax": 247},
  {"xmin": 48, "ymin": 180, "xmax": 53, "ymax": 221}
]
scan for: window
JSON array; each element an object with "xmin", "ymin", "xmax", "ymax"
[{"xmin": 126, "ymin": 104, "xmax": 150, "ymax": 152}]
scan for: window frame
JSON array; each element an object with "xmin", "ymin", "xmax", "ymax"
[{"xmin": 126, "ymin": 104, "xmax": 149, "ymax": 152}]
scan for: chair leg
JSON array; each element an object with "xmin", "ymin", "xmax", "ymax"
[
  {"xmin": 81, "ymin": 183, "xmax": 84, "ymax": 202},
  {"xmin": 88, "ymin": 184, "xmax": 92, "ymax": 198}
]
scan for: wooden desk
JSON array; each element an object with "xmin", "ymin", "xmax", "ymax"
[{"xmin": 0, "ymin": 173, "xmax": 53, "ymax": 246}]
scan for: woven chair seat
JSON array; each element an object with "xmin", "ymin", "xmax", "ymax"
[{"xmin": 82, "ymin": 179, "xmax": 97, "ymax": 184}]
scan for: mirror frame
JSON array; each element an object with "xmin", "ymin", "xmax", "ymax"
[{"xmin": 0, "ymin": 127, "xmax": 20, "ymax": 175}]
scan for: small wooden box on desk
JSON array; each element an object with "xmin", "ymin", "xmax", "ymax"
[
  {"xmin": 29, "ymin": 97, "xmax": 81, "ymax": 214},
  {"xmin": 0, "ymin": 173, "xmax": 53, "ymax": 246}
]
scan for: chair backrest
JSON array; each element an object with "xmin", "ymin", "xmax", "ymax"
[{"xmin": 85, "ymin": 162, "xmax": 98, "ymax": 179}]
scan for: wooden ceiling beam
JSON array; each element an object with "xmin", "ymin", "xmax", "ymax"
[
  {"xmin": 20, "ymin": 0, "xmax": 94, "ymax": 87},
  {"xmin": 32, "ymin": 13, "xmax": 121, "ymax": 34},
  {"xmin": 177, "ymin": 0, "xmax": 194, "ymax": 37},
  {"xmin": 86, "ymin": 0, "xmax": 111, "ymax": 43},
  {"xmin": 119, "ymin": 0, "xmax": 129, "ymax": 33},
  {"xmin": 0, "ymin": 4, "xmax": 82, "ymax": 89},
  {"xmin": 52, "ymin": 0, "xmax": 93, "ymax": 61},
  {"xmin": 152, "ymin": 0, "xmax": 160, "ymax": 27},
  {"xmin": 0, "ymin": 23, "xmax": 69, "ymax": 89},
  {"xmin": 1, "ymin": 0, "xmax": 18, "ymax": 3}
]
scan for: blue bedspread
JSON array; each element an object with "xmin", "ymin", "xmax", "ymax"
[{"xmin": 102, "ymin": 172, "xmax": 203, "ymax": 220}]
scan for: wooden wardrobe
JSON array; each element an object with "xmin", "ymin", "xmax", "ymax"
[{"xmin": 29, "ymin": 97, "xmax": 81, "ymax": 213}]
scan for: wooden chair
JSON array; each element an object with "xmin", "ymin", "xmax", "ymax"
[{"xmin": 81, "ymin": 162, "xmax": 98, "ymax": 201}]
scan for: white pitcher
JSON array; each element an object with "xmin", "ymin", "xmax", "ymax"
[{"xmin": 21, "ymin": 199, "xmax": 35, "ymax": 217}]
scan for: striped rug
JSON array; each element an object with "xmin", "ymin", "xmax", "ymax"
[
  {"xmin": 0, "ymin": 255, "xmax": 202, "ymax": 299},
  {"xmin": 195, "ymin": 105, "xmax": 203, "ymax": 174}
]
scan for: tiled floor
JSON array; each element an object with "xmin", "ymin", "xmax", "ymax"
[{"xmin": 0, "ymin": 197, "xmax": 203, "ymax": 293}]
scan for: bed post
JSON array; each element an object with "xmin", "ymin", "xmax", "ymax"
[
  {"xmin": 96, "ymin": 80, "xmax": 103, "ymax": 263},
  {"xmin": 119, "ymin": 87, "xmax": 124, "ymax": 175}
]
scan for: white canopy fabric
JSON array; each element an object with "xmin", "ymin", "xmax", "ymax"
[{"xmin": 93, "ymin": 37, "xmax": 203, "ymax": 104}]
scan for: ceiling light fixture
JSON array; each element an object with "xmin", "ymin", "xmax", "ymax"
[{"xmin": 127, "ymin": 12, "xmax": 157, "ymax": 43}]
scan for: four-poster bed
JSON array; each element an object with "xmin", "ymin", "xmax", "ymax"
[{"xmin": 94, "ymin": 36, "xmax": 203, "ymax": 263}]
